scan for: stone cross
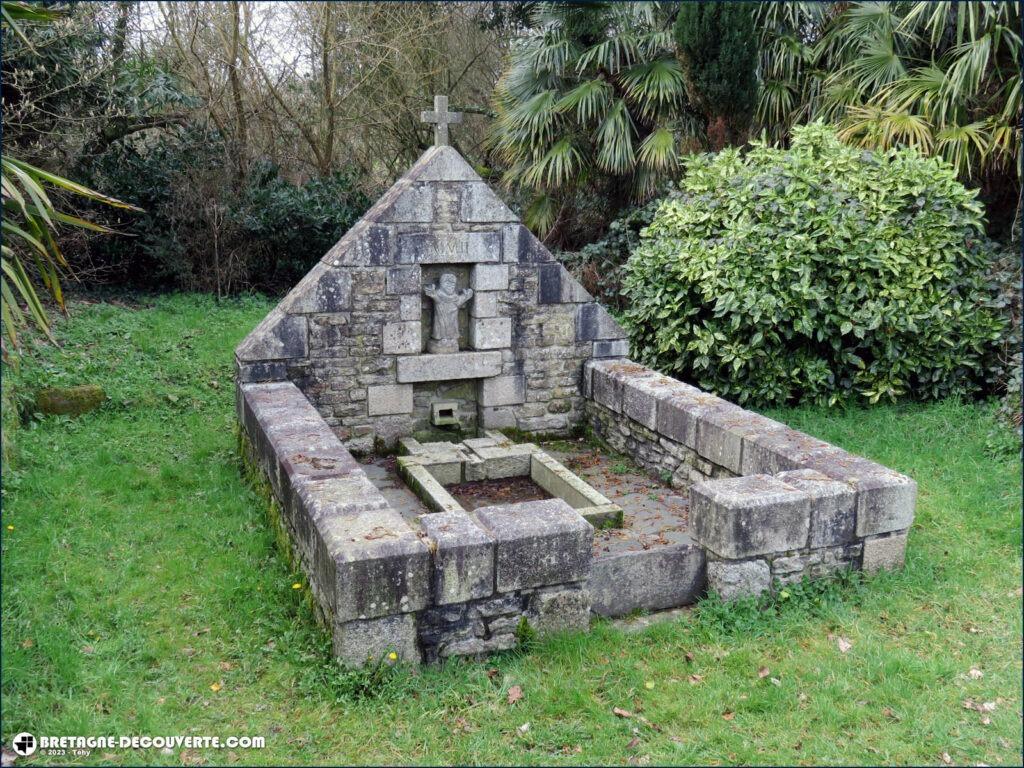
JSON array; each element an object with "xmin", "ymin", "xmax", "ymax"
[
  {"xmin": 423, "ymin": 272, "xmax": 473, "ymax": 353},
  {"xmin": 421, "ymin": 95, "xmax": 463, "ymax": 146}
]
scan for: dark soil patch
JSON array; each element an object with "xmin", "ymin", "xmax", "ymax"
[{"xmin": 447, "ymin": 476, "xmax": 552, "ymax": 510}]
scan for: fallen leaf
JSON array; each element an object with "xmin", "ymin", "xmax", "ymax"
[
  {"xmin": 758, "ymin": 666, "xmax": 770, "ymax": 678},
  {"xmin": 517, "ymin": 722, "xmax": 530, "ymax": 734},
  {"xmin": 979, "ymin": 701, "xmax": 997, "ymax": 713},
  {"xmin": 688, "ymin": 674, "xmax": 703, "ymax": 684},
  {"xmin": 20, "ymin": 638, "xmax": 33, "ymax": 649},
  {"xmin": 883, "ymin": 707, "xmax": 900, "ymax": 720},
  {"xmin": 507, "ymin": 685, "xmax": 524, "ymax": 705},
  {"xmin": 968, "ymin": 668, "xmax": 984, "ymax": 679},
  {"xmin": 486, "ymin": 668, "xmax": 499, "ymax": 680},
  {"xmin": 941, "ymin": 752, "xmax": 952, "ymax": 765},
  {"xmin": 684, "ymin": 652, "xmax": 695, "ymax": 663},
  {"xmin": 209, "ymin": 681, "xmax": 222, "ymax": 692},
  {"xmin": 182, "ymin": 647, "xmax": 196, "ymax": 657},
  {"xmin": 644, "ymin": 681, "xmax": 655, "ymax": 690},
  {"xmin": 837, "ymin": 637, "xmax": 853, "ymax": 654},
  {"xmin": 770, "ymin": 677, "xmax": 781, "ymax": 687},
  {"xmin": 981, "ymin": 716, "xmax": 992, "ymax": 726},
  {"xmin": 722, "ymin": 711, "xmax": 735, "ymax": 721},
  {"xmin": 81, "ymin": 645, "xmax": 95, "ymax": 655},
  {"xmin": 626, "ymin": 736, "xmax": 641, "ymax": 749},
  {"xmin": 219, "ymin": 661, "xmax": 233, "ymax": 672},
  {"xmin": 613, "ymin": 707, "xmax": 633, "ymax": 718}
]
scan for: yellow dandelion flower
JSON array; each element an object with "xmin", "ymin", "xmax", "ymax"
[
  {"xmin": 6, "ymin": 525, "xmax": 13, "ymax": 531},
  {"xmin": 210, "ymin": 682, "xmax": 222, "ymax": 692},
  {"xmin": 291, "ymin": 582, "xmax": 302, "ymax": 590},
  {"xmin": 387, "ymin": 651, "xmax": 398, "ymax": 661}
]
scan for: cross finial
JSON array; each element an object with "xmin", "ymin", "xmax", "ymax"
[{"xmin": 420, "ymin": 94, "xmax": 462, "ymax": 146}]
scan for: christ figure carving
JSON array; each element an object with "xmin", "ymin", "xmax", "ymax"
[{"xmin": 424, "ymin": 273, "xmax": 472, "ymax": 353}]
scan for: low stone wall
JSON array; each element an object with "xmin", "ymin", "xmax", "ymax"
[
  {"xmin": 583, "ymin": 360, "xmax": 915, "ymax": 598},
  {"xmin": 238, "ymin": 380, "xmax": 593, "ymax": 666}
]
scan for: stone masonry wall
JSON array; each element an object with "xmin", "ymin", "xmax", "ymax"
[
  {"xmin": 235, "ymin": 146, "xmax": 629, "ymax": 454},
  {"xmin": 239, "ymin": 380, "xmax": 593, "ymax": 666},
  {"xmin": 584, "ymin": 359, "xmax": 916, "ymax": 599}
]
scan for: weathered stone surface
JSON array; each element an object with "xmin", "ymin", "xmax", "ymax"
[
  {"xmin": 460, "ymin": 182, "xmax": 517, "ymax": 222},
  {"xmin": 440, "ymin": 634, "xmax": 517, "ymax": 658},
  {"xmin": 333, "ymin": 613, "xmax": 419, "ymax": 666},
  {"xmin": 531, "ymin": 451, "xmax": 611, "ymax": 509},
  {"xmin": 420, "ymin": 510, "xmax": 495, "ymax": 604},
  {"xmin": 377, "ymin": 184, "xmax": 433, "ymax": 223},
  {"xmin": 505, "ymin": 223, "xmax": 553, "ymax": 263},
  {"xmin": 397, "ymin": 459, "xmax": 462, "ymax": 512},
  {"xmin": 576, "ymin": 302, "xmax": 626, "ymax": 341},
  {"xmin": 587, "ymin": 543, "xmax": 706, "ymax": 617},
  {"xmin": 281, "ymin": 264, "xmax": 352, "ymax": 313},
  {"xmin": 740, "ymin": 427, "xmax": 841, "ymax": 476},
  {"xmin": 34, "ymin": 384, "xmax": 106, "ymax": 416},
  {"xmin": 413, "ymin": 145, "xmax": 478, "ymax": 182},
  {"xmin": 526, "ymin": 586, "xmax": 591, "ymax": 634},
  {"xmin": 655, "ymin": 385, "xmax": 720, "ymax": 450},
  {"xmin": 465, "ymin": 442, "xmax": 535, "ymax": 479},
  {"xmin": 386, "ymin": 266, "xmax": 421, "ymax": 295},
  {"xmin": 396, "ymin": 351, "xmax": 502, "ymax": 383},
  {"xmin": 470, "ymin": 264, "xmax": 509, "ymax": 291},
  {"xmin": 237, "ymin": 360, "xmax": 287, "ymax": 383},
  {"xmin": 321, "ymin": 508, "xmax": 432, "ymax": 622},
  {"xmin": 707, "ymin": 559, "xmax": 770, "ymax": 600},
  {"xmin": 236, "ymin": 311, "xmax": 308, "ymax": 361},
  {"xmin": 592, "ymin": 339, "xmax": 629, "ymax": 358},
  {"xmin": 690, "ymin": 475, "xmax": 810, "ymax": 558},
  {"xmin": 399, "ymin": 294, "xmax": 421, "ymax": 321},
  {"xmin": 538, "ymin": 262, "xmax": 592, "ymax": 304},
  {"xmin": 621, "ymin": 372, "xmax": 678, "ymax": 430},
  {"xmin": 398, "ymin": 231, "xmax": 500, "ymax": 264},
  {"xmin": 776, "ymin": 468, "xmax": 856, "ymax": 548},
  {"xmin": 479, "ymin": 375, "xmax": 526, "ymax": 407},
  {"xmin": 470, "ymin": 291, "xmax": 499, "ymax": 318},
  {"xmin": 476, "ymin": 499, "xmax": 593, "ymax": 591},
  {"xmin": 470, "ymin": 317, "xmax": 512, "ymax": 350},
  {"xmin": 382, "ymin": 321, "xmax": 421, "ymax": 354},
  {"xmin": 802, "ymin": 453, "xmax": 917, "ymax": 536},
  {"xmin": 862, "ymin": 531, "xmax": 908, "ymax": 573},
  {"xmin": 697, "ymin": 406, "xmax": 786, "ymax": 475},
  {"xmin": 367, "ymin": 384, "xmax": 414, "ymax": 416}
]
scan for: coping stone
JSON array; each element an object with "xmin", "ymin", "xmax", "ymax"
[
  {"xmin": 690, "ymin": 474, "xmax": 811, "ymax": 559},
  {"xmin": 776, "ymin": 468, "xmax": 856, "ymax": 548},
  {"xmin": 475, "ymin": 499, "xmax": 593, "ymax": 591},
  {"xmin": 420, "ymin": 510, "xmax": 495, "ymax": 604}
]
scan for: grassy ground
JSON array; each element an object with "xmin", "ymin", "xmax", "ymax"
[{"xmin": 2, "ymin": 294, "xmax": 1021, "ymax": 766}]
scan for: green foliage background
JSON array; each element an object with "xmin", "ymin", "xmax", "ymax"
[{"xmin": 624, "ymin": 123, "xmax": 1009, "ymax": 407}]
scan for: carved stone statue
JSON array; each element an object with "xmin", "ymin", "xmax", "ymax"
[{"xmin": 423, "ymin": 272, "xmax": 473, "ymax": 353}]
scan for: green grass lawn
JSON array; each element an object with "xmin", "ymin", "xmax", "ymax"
[{"xmin": 2, "ymin": 294, "xmax": 1021, "ymax": 766}]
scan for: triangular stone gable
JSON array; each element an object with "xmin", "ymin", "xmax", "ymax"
[{"xmin": 236, "ymin": 145, "xmax": 627, "ymax": 449}]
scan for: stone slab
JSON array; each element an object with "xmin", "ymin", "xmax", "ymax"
[
  {"xmin": 697, "ymin": 405, "xmax": 787, "ymax": 475},
  {"xmin": 479, "ymin": 375, "xmax": 526, "ymax": 407},
  {"xmin": 526, "ymin": 586, "xmax": 591, "ymax": 634},
  {"xmin": 587, "ymin": 542, "xmax": 706, "ymax": 617},
  {"xmin": 396, "ymin": 351, "xmax": 502, "ymax": 383},
  {"xmin": 333, "ymin": 613, "xmax": 420, "ymax": 666},
  {"xmin": 475, "ymin": 499, "xmax": 593, "ymax": 591},
  {"xmin": 690, "ymin": 475, "xmax": 811, "ymax": 559},
  {"xmin": 420, "ymin": 510, "xmax": 495, "ymax": 604},
  {"xmin": 776, "ymin": 468, "xmax": 856, "ymax": 548},
  {"xmin": 470, "ymin": 264, "xmax": 510, "ymax": 291},
  {"xmin": 470, "ymin": 317, "xmax": 512, "ymax": 350},
  {"xmin": 398, "ymin": 231, "xmax": 500, "ymax": 264},
  {"xmin": 382, "ymin": 321, "xmax": 422, "ymax": 354},
  {"xmin": 707, "ymin": 559, "xmax": 770, "ymax": 600},
  {"xmin": 862, "ymin": 531, "xmax": 908, "ymax": 573},
  {"xmin": 531, "ymin": 451, "xmax": 611, "ymax": 509},
  {"xmin": 367, "ymin": 384, "xmax": 414, "ymax": 416}
]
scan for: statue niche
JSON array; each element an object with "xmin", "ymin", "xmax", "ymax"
[{"xmin": 423, "ymin": 272, "xmax": 472, "ymax": 353}]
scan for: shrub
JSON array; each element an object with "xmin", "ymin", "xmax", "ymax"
[
  {"xmin": 623, "ymin": 123, "xmax": 1009, "ymax": 406},
  {"xmin": 79, "ymin": 126, "xmax": 370, "ymax": 294}
]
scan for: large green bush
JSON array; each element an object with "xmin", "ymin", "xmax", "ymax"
[{"xmin": 624, "ymin": 123, "xmax": 1009, "ymax": 406}]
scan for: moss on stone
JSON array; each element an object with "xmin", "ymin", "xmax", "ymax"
[{"xmin": 34, "ymin": 384, "xmax": 106, "ymax": 416}]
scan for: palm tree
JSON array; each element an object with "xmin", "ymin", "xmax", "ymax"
[
  {"xmin": 1, "ymin": 1, "xmax": 140, "ymax": 354},
  {"xmin": 756, "ymin": 2, "xmax": 1021, "ymax": 182},
  {"xmin": 489, "ymin": 1, "xmax": 698, "ymax": 236}
]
